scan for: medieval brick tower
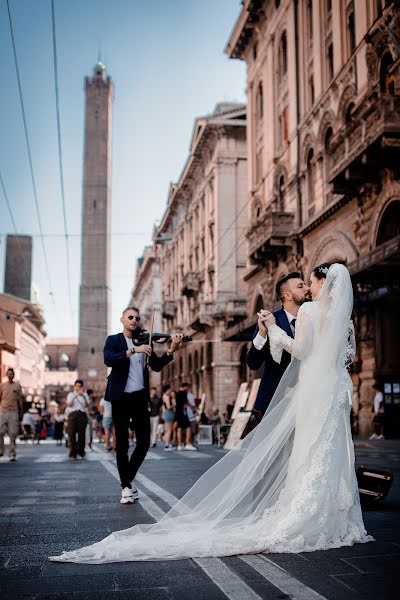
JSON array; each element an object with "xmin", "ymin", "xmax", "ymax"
[{"xmin": 78, "ymin": 62, "xmax": 112, "ymax": 393}]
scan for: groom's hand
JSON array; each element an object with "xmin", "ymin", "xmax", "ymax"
[{"xmin": 257, "ymin": 310, "xmax": 269, "ymax": 337}]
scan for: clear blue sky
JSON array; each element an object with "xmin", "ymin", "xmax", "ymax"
[{"xmin": 0, "ymin": 0, "xmax": 246, "ymax": 337}]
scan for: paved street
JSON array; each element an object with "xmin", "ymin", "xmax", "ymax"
[{"xmin": 0, "ymin": 439, "xmax": 399, "ymax": 600}]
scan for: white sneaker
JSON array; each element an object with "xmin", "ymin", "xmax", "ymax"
[
  {"xmin": 131, "ymin": 482, "xmax": 139, "ymax": 500},
  {"xmin": 177, "ymin": 445, "xmax": 183, "ymax": 451},
  {"xmin": 184, "ymin": 444, "xmax": 198, "ymax": 451},
  {"xmin": 164, "ymin": 446, "xmax": 173, "ymax": 451},
  {"xmin": 120, "ymin": 487, "xmax": 134, "ymax": 504},
  {"xmin": 369, "ymin": 433, "xmax": 378, "ymax": 439},
  {"xmin": 377, "ymin": 434, "xmax": 385, "ymax": 439}
]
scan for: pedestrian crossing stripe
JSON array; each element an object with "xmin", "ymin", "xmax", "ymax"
[{"xmin": 33, "ymin": 450, "xmax": 212, "ymax": 462}]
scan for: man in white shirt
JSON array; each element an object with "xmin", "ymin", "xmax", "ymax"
[
  {"xmin": 103, "ymin": 306, "xmax": 183, "ymax": 504},
  {"xmin": 66, "ymin": 379, "xmax": 88, "ymax": 460}
]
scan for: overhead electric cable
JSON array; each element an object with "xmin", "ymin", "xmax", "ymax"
[
  {"xmin": 0, "ymin": 168, "xmax": 18, "ymax": 233},
  {"xmin": 51, "ymin": 0, "xmax": 75, "ymax": 325},
  {"xmin": 6, "ymin": 0, "xmax": 55, "ymax": 302}
]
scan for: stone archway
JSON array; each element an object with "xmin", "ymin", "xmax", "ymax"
[
  {"xmin": 369, "ymin": 182, "xmax": 400, "ymax": 249},
  {"xmin": 306, "ymin": 231, "xmax": 358, "ymax": 280}
]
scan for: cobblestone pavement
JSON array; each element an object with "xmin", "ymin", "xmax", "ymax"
[{"xmin": 0, "ymin": 438, "xmax": 399, "ymax": 599}]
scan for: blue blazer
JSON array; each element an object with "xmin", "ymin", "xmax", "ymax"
[
  {"xmin": 246, "ymin": 308, "xmax": 293, "ymax": 413},
  {"xmin": 103, "ymin": 332, "xmax": 173, "ymax": 404}
]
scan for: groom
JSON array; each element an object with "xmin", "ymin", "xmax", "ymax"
[
  {"xmin": 104, "ymin": 306, "xmax": 183, "ymax": 504},
  {"xmin": 247, "ymin": 273, "xmax": 310, "ymax": 418}
]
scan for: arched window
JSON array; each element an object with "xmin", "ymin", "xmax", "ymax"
[
  {"xmin": 345, "ymin": 102, "xmax": 355, "ymax": 125},
  {"xmin": 380, "ymin": 52, "xmax": 395, "ymax": 94},
  {"xmin": 306, "ymin": 149, "xmax": 315, "ymax": 205},
  {"xmin": 376, "ymin": 200, "xmax": 400, "ymax": 246},
  {"xmin": 279, "ymin": 32, "xmax": 288, "ymax": 80},
  {"xmin": 256, "ymin": 81, "xmax": 264, "ymax": 122},
  {"xmin": 307, "ymin": 0, "xmax": 313, "ymax": 41},
  {"xmin": 278, "ymin": 175, "xmax": 285, "ymax": 210},
  {"xmin": 323, "ymin": 127, "xmax": 333, "ymax": 203}
]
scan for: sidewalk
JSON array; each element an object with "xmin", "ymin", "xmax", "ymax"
[{"xmin": 0, "ymin": 439, "xmax": 399, "ymax": 599}]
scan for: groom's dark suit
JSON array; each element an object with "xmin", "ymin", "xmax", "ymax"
[
  {"xmin": 246, "ymin": 308, "xmax": 294, "ymax": 414},
  {"xmin": 103, "ymin": 330, "xmax": 173, "ymax": 489}
]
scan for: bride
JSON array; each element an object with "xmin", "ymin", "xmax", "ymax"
[{"xmin": 50, "ymin": 263, "xmax": 372, "ymax": 563}]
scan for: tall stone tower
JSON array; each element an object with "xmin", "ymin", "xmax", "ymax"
[{"xmin": 78, "ymin": 62, "xmax": 112, "ymax": 393}]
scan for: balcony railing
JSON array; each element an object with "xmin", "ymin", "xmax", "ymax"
[
  {"xmin": 162, "ymin": 300, "xmax": 177, "ymax": 319},
  {"xmin": 246, "ymin": 206, "xmax": 295, "ymax": 264},
  {"xmin": 188, "ymin": 299, "xmax": 247, "ymax": 331},
  {"xmin": 181, "ymin": 272, "xmax": 201, "ymax": 297},
  {"xmin": 329, "ymin": 94, "xmax": 400, "ymax": 194}
]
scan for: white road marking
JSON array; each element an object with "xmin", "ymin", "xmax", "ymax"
[
  {"xmin": 100, "ymin": 459, "xmax": 165, "ymax": 521},
  {"xmin": 97, "ymin": 446, "xmax": 328, "ymax": 600},
  {"xmin": 241, "ymin": 554, "xmax": 328, "ymax": 600},
  {"xmin": 34, "ymin": 451, "xmax": 163, "ymax": 462},
  {"xmin": 99, "ymin": 452, "xmax": 263, "ymax": 600}
]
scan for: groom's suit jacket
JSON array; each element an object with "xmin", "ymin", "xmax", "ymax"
[
  {"xmin": 103, "ymin": 331, "xmax": 173, "ymax": 405},
  {"xmin": 246, "ymin": 308, "xmax": 293, "ymax": 413}
]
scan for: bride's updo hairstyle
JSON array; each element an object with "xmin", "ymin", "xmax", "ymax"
[{"xmin": 312, "ymin": 263, "xmax": 332, "ymax": 280}]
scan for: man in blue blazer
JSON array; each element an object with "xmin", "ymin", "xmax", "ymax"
[
  {"xmin": 104, "ymin": 305, "xmax": 183, "ymax": 504},
  {"xmin": 246, "ymin": 272, "xmax": 310, "ymax": 417}
]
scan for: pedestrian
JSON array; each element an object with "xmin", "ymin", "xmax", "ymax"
[
  {"xmin": 162, "ymin": 386, "xmax": 175, "ymax": 451},
  {"xmin": 54, "ymin": 406, "xmax": 65, "ymax": 446},
  {"xmin": 0, "ymin": 368, "xmax": 23, "ymax": 461},
  {"xmin": 99, "ymin": 396, "xmax": 115, "ymax": 451},
  {"xmin": 85, "ymin": 389, "xmax": 95, "ymax": 450},
  {"xmin": 182, "ymin": 383, "xmax": 197, "ymax": 450},
  {"xmin": 370, "ymin": 382, "xmax": 385, "ymax": 440},
  {"xmin": 103, "ymin": 305, "xmax": 183, "ymax": 504},
  {"xmin": 175, "ymin": 383, "xmax": 190, "ymax": 451},
  {"xmin": 34, "ymin": 414, "xmax": 47, "ymax": 444},
  {"xmin": 91, "ymin": 397, "xmax": 103, "ymax": 443},
  {"xmin": 21, "ymin": 408, "xmax": 35, "ymax": 440},
  {"xmin": 209, "ymin": 408, "xmax": 221, "ymax": 444},
  {"xmin": 149, "ymin": 387, "xmax": 162, "ymax": 448},
  {"xmin": 66, "ymin": 380, "xmax": 88, "ymax": 460}
]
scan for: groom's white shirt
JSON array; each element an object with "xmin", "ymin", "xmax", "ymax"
[{"xmin": 253, "ymin": 309, "xmax": 296, "ymax": 351}]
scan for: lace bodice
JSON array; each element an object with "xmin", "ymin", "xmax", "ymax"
[{"xmin": 269, "ymin": 303, "xmax": 356, "ymax": 371}]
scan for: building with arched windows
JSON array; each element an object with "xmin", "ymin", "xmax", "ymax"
[
  {"xmin": 225, "ymin": 0, "xmax": 400, "ymax": 437},
  {"xmin": 153, "ymin": 103, "xmax": 248, "ymax": 413}
]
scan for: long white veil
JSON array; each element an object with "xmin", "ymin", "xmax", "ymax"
[{"xmin": 50, "ymin": 264, "xmax": 371, "ymax": 563}]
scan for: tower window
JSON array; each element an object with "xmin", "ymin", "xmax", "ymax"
[
  {"xmin": 93, "ymin": 199, "xmax": 96, "ymax": 209},
  {"xmin": 327, "ymin": 44, "xmax": 334, "ymax": 82},
  {"xmin": 91, "ymin": 347, "xmax": 95, "ymax": 355}
]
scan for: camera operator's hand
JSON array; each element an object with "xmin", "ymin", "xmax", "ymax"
[{"xmin": 133, "ymin": 344, "xmax": 152, "ymax": 357}]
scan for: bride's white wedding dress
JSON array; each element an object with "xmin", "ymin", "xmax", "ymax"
[{"xmin": 50, "ymin": 264, "xmax": 372, "ymax": 563}]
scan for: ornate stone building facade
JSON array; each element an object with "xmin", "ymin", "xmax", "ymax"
[
  {"xmin": 43, "ymin": 338, "xmax": 78, "ymax": 405},
  {"xmin": 78, "ymin": 63, "xmax": 113, "ymax": 394},
  {"xmin": 155, "ymin": 104, "xmax": 248, "ymax": 411},
  {"xmin": 225, "ymin": 0, "xmax": 400, "ymax": 437},
  {"xmin": 0, "ymin": 293, "xmax": 46, "ymax": 407},
  {"xmin": 130, "ymin": 244, "xmax": 163, "ymax": 391}
]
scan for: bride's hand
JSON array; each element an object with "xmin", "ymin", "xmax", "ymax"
[{"xmin": 263, "ymin": 311, "xmax": 276, "ymax": 326}]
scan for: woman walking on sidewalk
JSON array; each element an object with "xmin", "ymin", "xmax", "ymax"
[{"xmin": 162, "ymin": 386, "xmax": 176, "ymax": 451}]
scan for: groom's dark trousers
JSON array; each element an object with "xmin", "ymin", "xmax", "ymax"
[{"xmin": 104, "ymin": 331, "xmax": 173, "ymax": 488}]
